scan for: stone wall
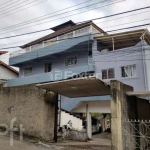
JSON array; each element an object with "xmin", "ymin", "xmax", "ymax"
[{"xmin": 0, "ymin": 84, "xmax": 57, "ymax": 141}]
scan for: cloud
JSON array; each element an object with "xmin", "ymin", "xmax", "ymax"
[{"xmin": 0, "ymin": 0, "xmax": 150, "ymax": 64}]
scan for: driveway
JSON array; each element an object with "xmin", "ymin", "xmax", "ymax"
[{"xmin": 0, "ymin": 134, "xmax": 111, "ymax": 150}]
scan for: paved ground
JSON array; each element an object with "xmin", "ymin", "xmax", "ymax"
[{"xmin": 0, "ymin": 133, "xmax": 111, "ymax": 150}]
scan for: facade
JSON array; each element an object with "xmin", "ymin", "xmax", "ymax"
[
  {"xmin": 8, "ymin": 20, "xmax": 150, "ymax": 110},
  {"xmin": 0, "ymin": 61, "xmax": 18, "ymax": 84}
]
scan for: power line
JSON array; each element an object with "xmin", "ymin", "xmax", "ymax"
[
  {"xmin": 0, "ymin": 22, "xmax": 150, "ymax": 42},
  {"xmin": 0, "ymin": 0, "xmax": 46, "ymax": 16},
  {"xmin": 0, "ymin": 0, "xmax": 29, "ymax": 10},
  {"xmin": 0, "ymin": 0, "xmax": 47, "ymax": 19},
  {"xmin": 0, "ymin": 0, "xmax": 13, "ymax": 7},
  {"xmin": 0, "ymin": 0, "xmax": 124, "ymax": 35},
  {"xmin": 0, "ymin": 0, "xmax": 92, "ymax": 31}
]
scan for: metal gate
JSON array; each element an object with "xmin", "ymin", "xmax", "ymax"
[{"xmin": 122, "ymin": 119, "xmax": 150, "ymax": 150}]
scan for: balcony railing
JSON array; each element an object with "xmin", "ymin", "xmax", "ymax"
[
  {"xmin": 10, "ymin": 26, "xmax": 92, "ymax": 58},
  {"xmin": 10, "ymin": 41, "xmax": 56, "ymax": 58}
]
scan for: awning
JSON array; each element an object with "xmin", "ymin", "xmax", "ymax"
[
  {"xmin": 126, "ymin": 91, "xmax": 150, "ymax": 97},
  {"xmin": 36, "ymin": 77, "xmax": 110, "ymax": 98}
]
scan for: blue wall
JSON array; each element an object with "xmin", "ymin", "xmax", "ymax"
[
  {"xmin": 92, "ymin": 40, "xmax": 146, "ymax": 91},
  {"xmin": 19, "ymin": 48, "xmax": 89, "ymax": 77}
]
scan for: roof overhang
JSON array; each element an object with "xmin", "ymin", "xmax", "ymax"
[
  {"xmin": 95, "ymin": 29, "xmax": 150, "ymax": 50},
  {"xmin": 36, "ymin": 77, "xmax": 110, "ymax": 98},
  {"xmin": 0, "ymin": 51, "xmax": 8, "ymax": 55},
  {"xmin": 126, "ymin": 91, "xmax": 150, "ymax": 97}
]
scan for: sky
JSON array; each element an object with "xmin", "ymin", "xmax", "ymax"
[{"xmin": 0, "ymin": 0, "xmax": 150, "ymax": 65}]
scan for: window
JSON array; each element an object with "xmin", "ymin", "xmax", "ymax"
[
  {"xmin": 23, "ymin": 67, "xmax": 32, "ymax": 75},
  {"xmin": 102, "ymin": 68, "xmax": 114, "ymax": 79},
  {"xmin": 121, "ymin": 65, "xmax": 136, "ymax": 78},
  {"xmin": 45, "ymin": 63, "xmax": 52, "ymax": 72},
  {"xmin": 65, "ymin": 56, "xmax": 77, "ymax": 66}
]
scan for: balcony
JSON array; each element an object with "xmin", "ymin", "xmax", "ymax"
[
  {"xmin": 7, "ymin": 64, "xmax": 95, "ymax": 87},
  {"xmin": 9, "ymin": 34, "xmax": 93, "ymax": 66}
]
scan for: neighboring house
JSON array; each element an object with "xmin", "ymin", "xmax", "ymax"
[
  {"xmin": 0, "ymin": 61, "xmax": 19, "ymax": 84},
  {"xmin": 8, "ymin": 20, "xmax": 150, "ymax": 111},
  {"xmin": 59, "ymin": 108, "xmax": 83, "ymax": 131}
]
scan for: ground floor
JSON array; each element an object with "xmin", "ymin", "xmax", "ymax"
[{"xmin": 0, "ymin": 133, "xmax": 111, "ymax": 150}]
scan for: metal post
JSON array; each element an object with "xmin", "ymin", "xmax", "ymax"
[
  {"xmin": 112, "ymin": 37, "xmax": 114, "ymax": 51},
  {"xmin": 54, "ymin": 94, "xmax": 58, "ymax": 142},
  {"xmin": 86, "ymin": 104, "xmax": 88, "ymax": 137}
]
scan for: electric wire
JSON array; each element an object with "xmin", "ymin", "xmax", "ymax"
[{"xmin": 0, "ymin": 0, "xmax": 124, "ymax": 35}]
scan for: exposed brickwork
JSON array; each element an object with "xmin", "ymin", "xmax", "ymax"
[{"xmin": 0, "ymin": 84, "xmax": 57, "ymax": 141}]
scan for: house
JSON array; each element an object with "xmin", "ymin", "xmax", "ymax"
[
  {"xmin": 7, "ymin": 20, "xmax": 150, "ymax": 111},
  {"xmin": 0, "ymin": 60, "xmax": 19, "ymax": 84},
  {"xmin": 2, "ymin": 21, "xmax": 150, "ymax": 146},
  {"xmin": 8, "ymin": 20, "xmax": 105, "ymax": 86},
  {"xmin": 59, "ymin": 108, "xmax": 83, "ymax": 131}
]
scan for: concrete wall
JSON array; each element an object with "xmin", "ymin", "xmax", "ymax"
[
  {"xmin": 92, "ymin": 40, "xmax": 146, "ymax": 91},
  {"xmin": 0, "ymin": 84, "xmax": 57, "ymax": 141},
  {"xmin": 0, "ymin": 65, "xmax": 18, "ymax": 79}
]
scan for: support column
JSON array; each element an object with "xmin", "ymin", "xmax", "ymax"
[
  {"xmin": 54, "ymin": 93, "xmax": 58, "ymax": 142},
  {"xmin": 110, "ymin": 80, "xmax": 133, "ymax": 150},
  {"xmin": 86, "ymin": 104, "xmax": 92, "ymax": 139}
]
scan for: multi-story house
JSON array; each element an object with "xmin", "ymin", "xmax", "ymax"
[{"xmin": 8, "ymin": 20, "xmax": 150, "ymax": 110}]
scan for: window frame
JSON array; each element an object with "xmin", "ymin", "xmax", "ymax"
[
  {"xmin": 65, "ymin": 56, "xmax": 77, "ymax": 67},
  {"xmin": 121, "ymin": 64, "xmax": 137, "ymax": 79},
  {"xmin": 101, "ymin": 68, "xmax": 115, "ymax": 80},
  {"xmin": 45, "ymin": 62, "xmax": 52, "ymax": 73},
  {"xmin": 23, "ymin": 66, "xmax": 32, "ymax": 75}
]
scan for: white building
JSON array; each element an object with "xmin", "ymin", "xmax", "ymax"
[{"xmin": 0, "ymin": 61, "xmax": 18, "ymax": 84}]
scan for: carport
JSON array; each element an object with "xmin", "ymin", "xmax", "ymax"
[
  {"xmin": 71, "ymin": 100, "xmax": 111, "ymax": 139},
  {"xmin": 37, "ymin": 77, "xmax": 110, "ymax": 139},
  {"xmin": 37, "ymin": 78, "xmax": 135, "ymax": 150}
]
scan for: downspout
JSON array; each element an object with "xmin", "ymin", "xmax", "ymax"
[{"xmin": 140, "ymin": 31, "xmax": 148, "ymax": 92}]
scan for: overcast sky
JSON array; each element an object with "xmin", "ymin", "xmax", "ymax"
[{"xmin": 0, "ymin": 0, "xmax": 150, "ymax": 64}]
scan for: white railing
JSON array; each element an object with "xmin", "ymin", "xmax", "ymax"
[
  {"xmin": 10, "ymin": 40, "xmax": 56, "ymax": 58},
  {"xmin": 10, "ymin": 26, "xmax": 91, "ymax": 58}
]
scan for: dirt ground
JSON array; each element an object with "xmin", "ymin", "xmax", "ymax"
[{"xmin": 0, "ymin": 133, "xmax": 111, "ymax": 150}]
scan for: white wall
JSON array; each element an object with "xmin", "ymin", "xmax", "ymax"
[
  {"xmin": 144, "ymin": 41, "xmax": 150, "ymax": 91},
  {"xmin": 0, "ymin": 65, "xmax": 18, "ymax": 80},
  {"xmin": 60, "ymin": 110, "xmax": 83, "ymax": 131}
]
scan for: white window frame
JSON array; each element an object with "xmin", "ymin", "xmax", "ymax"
[
  {"xmin": 121, "ymin": 64, "xmax": 137, "ymax": 78},
  {"xmin": 23, "ymin": 66, "xmax": 32, "ymax": 75},
  {"xmin": 101, "ymin": 68, "xmax": 115, "ymax": 80},
  {"xmin": 65, "ymin": 56, "xmax": 77, "ymax": 67}
]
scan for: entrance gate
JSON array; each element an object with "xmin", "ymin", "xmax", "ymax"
[{"xmin": 123, "ymin": 119, "xmax": 150, "ymax": 150}]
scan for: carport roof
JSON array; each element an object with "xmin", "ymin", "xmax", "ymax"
[
  {"xmin": 36, "ymin": 77, "xmax": 110, "ymax": 98},
  {"xmin": 126, "ymin": 91, "xmax": 150, "ymax": 97}
]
